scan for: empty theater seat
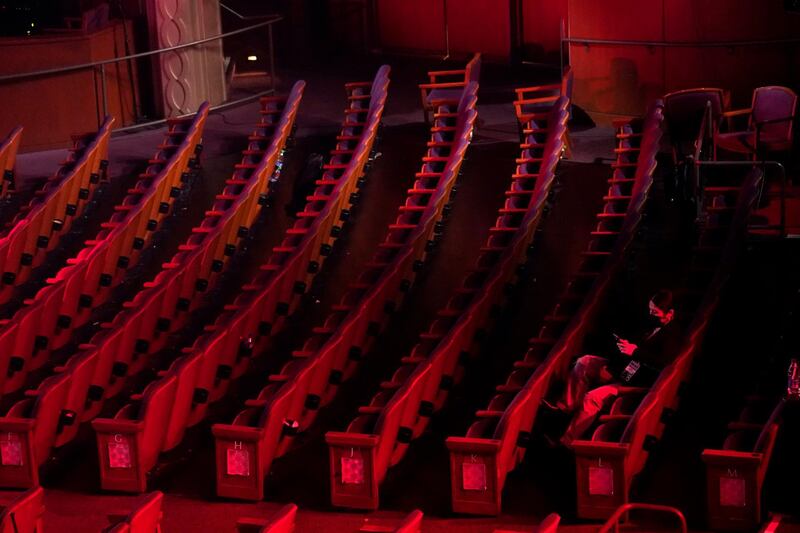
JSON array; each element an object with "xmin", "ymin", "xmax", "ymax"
[
  {"xmin": 102, "ymin": 491, "xmax": 163, "ymax": 533},
  {"xmin": 571, "ymin": 166, "xmax": 764, "ymax": 519},
  {"xmin": 0, "ymin": 487, "xmax": 44, "ymax": 533},
  {"xmin": 0, "ymin": 117, "xmax": 113, "ymax": 303},
  {"xmin": 445, "ymin": 101, "xmax": 665, "ymax": 515},
  {"xmin": 715, "ymin": 86, "xmax": 797, "ymax": 160},
  {"xmin": 91, "ymin": 69, "xmax": 390, "ymax": 493},
  {"xmin": 419, "ymin": 53, "xmax": 481, "ymax": 124},
  {"xmin": 0, "ymin": 126, "xmax": 23, "ymax": 200},
  {"xmin": 236, "ymin": 504, "xmax": 297, "ymax": 533},
  {"xmin": 702, "ymin": 394, "xmax": 785, "ymax": 530},
  {"xmin": 212, "ymin": 79, "xmax": 478, "ymax": 501},
  {"xmin": 325, "ymin": 94, "xmax": 569, "ymax": 510},
  {"xmin": 0, "ymin": 103, "xmax": 209, "ymax": 400}
]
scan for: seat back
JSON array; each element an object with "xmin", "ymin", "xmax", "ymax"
[
  {"xmin": 0, "ymin": 487, "xmax": 44, "ymax": 533},
  {"xmin": 664, "ymin": 88, "xmax": 725, "ymax": 156},
  {"xmin": 752, "ymin": 86, "xmax": 797, "ymax": 142},
  {"xmin": 466, "ymin": 53, "xmax": 482, "ymax": 85}
]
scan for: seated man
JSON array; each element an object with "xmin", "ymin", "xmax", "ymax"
[{"xmin": 547, "ymin": 289, "xmax": 682, "ymax": 445}]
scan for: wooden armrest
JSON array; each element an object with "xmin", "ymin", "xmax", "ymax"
[
  {"xmin": 722, "ymin": 108, "xmax": 751, "ymax": 118},
  {"xmin": 515, "ymin": 83, "xmax": 560, "ymax": 97},
  {"xmin": 419, "ymin": 82, "xmax": 467, "ymax": 90}
]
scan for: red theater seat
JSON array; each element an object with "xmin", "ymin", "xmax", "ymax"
[
  {"xmin": 715, "ymin": 86, "xmax": 797, "ymax": 160},
  {"xmin": 0, "ymin": 117, "xmax": 113, "ymax": 304},
  {"xmin": 702, "ymin": 396, "xmax": 784, "ymax": 530},
  {"xmin": 0, "ymin": 487, "xmax": 44, "ymax": 533},
  {"xmin": 0, "ymin": 126, "xmax": 23, "ymax": 200},
  {"xmin": 103, "ymin": 491, "xmax": 163, "ymax": 533},
  {"xmin": 236, "ymin": 504, "xmax": 297, "ymax": 533},
  {"xmin": 419, "ymin": 53, "xmax": 481, "ymax": 124}
]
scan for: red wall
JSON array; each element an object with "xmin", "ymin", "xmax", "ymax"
[
  {"xmin": 375, "ymin": 0, "xmax": 511, "ymax": 59},
  {"xmin": 521, "ymin": 0, "xmax": 568, "ymax": 61},
  {"xmin": 568, "ymin": 0, "xmax": 800, "ymax": 117}
]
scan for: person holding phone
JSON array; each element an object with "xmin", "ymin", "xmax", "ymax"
[{"xmin": 544, "ymin": 290, "xmax": 681, "ymax": 446}]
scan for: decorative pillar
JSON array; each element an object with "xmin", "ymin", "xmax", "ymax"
[{"xmin": 146, "ymin": 0, "xmax": 227, "ymax": 117}]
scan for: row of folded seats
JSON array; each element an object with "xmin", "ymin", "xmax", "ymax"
[
  {"xmin": 571, "ymin": 164, "xmax": 764, "ymax": 519},
  {"xmin": 445, "ymin": 101, "xmax": 665, "ymax": 516},
  {"xmin": 0, "ymin": 105, "xmax": 208, "ymax": 403},
  {"xmin": 0, "ymin": 105, "xmax": 209, "ymax": 488},
  {"xmin": 90, "ymin": 86, "xmax": 306, "ymax": 493},
  {"xmin": 91, "ymin": 68, "xmax": 390, "ymax": 493},
  {"xmin": 324, "ymin": 91, "xmax": 570, "ymax": 509},
  {"xmin": 212, "ymin": 67, "xmax": 479, "ymax": 501},
  {"xmin": 0, "ymin": 118, "xmax": 113, "ymax": 304},
  {"xmin": 0, "ymin": 88, "xmax": 293, "ymax": 487},
  {"xmin": 0, "ymin": 126, "xmax": 23, "ymax": 201},
  {"xmin": 238, "ymin": 505, "xmax": 422, "ymax": 533},
  {"xmin": 702, "ymin": 366, "xmax": 788, "ymax": 530}
]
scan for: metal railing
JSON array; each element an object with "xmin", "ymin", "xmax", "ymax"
[
  {"xmin": 0, "ymin": 6, "xmax": 282, "ymax": 133},
  {"xmin": 598, "ymin": 503, "xmax": 688, "ymax": 533}
]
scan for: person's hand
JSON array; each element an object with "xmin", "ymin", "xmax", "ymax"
[{"xmin": 616, "ymin": 338, "xmax": 637, "ymax": 356}]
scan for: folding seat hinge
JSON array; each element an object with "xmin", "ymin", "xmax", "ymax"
[
  {"xmin": 8, "ymin": 356, "xmax": 24, "ymax": 375},
  {"xmin": 348, "ymin": 347, "xmax": 362, "ymax": 361},
  {"xmin": 413, "ymin": 260, "xmax": 424, "ymax": 272},
  {"xmin": 1, "ymin": 272, "xmax": 15, "ymax": 285},
  {"xmin": 147, "ymin": 219, "xmax": 158, "ymax": 231},
  {"xmin": 367, "ymin": 321, "xmax": 380, "ymax": 337},
  {"xmin": 258, "ymin": 321, "xmax": 272, "ymax": 335},
  {"xmin": 349, "ymin": 192, "xmax": 360, "ymax": 204},
  {"xmin": 305, "ymin": 394, "xmax": 321, "ymax": 410},
  {"xmin": 516, "ymin": 430, "xmax": 531, "ymax": 448},
  {"xmin": 400, "ymin": 279, "xmax": 411, "ymax": 292},
  {"xmin": 293, "ymin": 281, "xmax": 306, "ymax": 295},
  {"xmin": 87, "ymin": 385, "xmax": 104, "ymax": 401},
  {"xmin": 276, "ymin": 302, "xmax": 289, "ymax": 316},
  {"xmin": 52, "ymin": 219, "xmax": 64, "ymax": 232},
  {"xmin": 34, "ymin": 336, "xmax": 48, "ymax": 351},
  {"xmin": 133, "ymin": 237, "xmax": 145, "ymax": 249},
  {"xmin": 383, "ymin": 301, "xmax": 396, "ymax": 314},
  {"xmin": 193, "ymin": 388, "xmax": 209, "ymax": 404},
  {"xmin": 330, "ymin": 225, "xmax": 342, "ymax": 238},
  {"xmin": 79, "ymin": 188, "xmax": 90, "ymax": 200},
  {"xmin": 307, "ymin": 261, "xmax": 319, "ymax": 274},
  {"xmin": 20, "ymin": 253, "xmax": 33, "ymax": 266},
  {"xmin": 112, "ymin": 362, "xmax": 129, "ymax": 377},
  {"xmin": 397, "ymin": 426, "xmax": 413, "ymax": 444},
  {"xmin": 224, "ymin": 244, "xmax": 236, "ymax": 256},
  {"xmin": 643, "ymin": 434, "xmax": 658, "ymax": 452},
  {"xmin": 36, "ymin": 235, "xmax": 49, "ymax": 248},
  {"xmin": 156, "ymin": 317, "xmax": 171, "ymax": 332},
  {"xmin": 90, "ymin": 172, "xmax": 101, "ymax": 184},
  {"xmin": 216, "ymin": 364, "xmax": 233, "ymax": 380},
  {"xmin": 66, "ymin": 203, "xmax": 77, "ymax": 216},
  {"xmin": 660, "ymin": 407, "xmax": 675, "ymax": 424},
  {"xmin": 57, "ymin": 315, "xmax": 72, "ymax": 329},
  {"xmin": 419, "ymin": 401, "xmax": 434, "ymax": 417},
  {"xmin": 99, "ymin": 273, "xmax": 113, "ymax": 287},
  {"xmin": 328, "ymin": 370, "xmax": 343, "ymax": 385},
  {"xmin": 169, "ymin": 186, "xmax": 181, "ymax": 198},
  {"xmin": 238, "ymin": 337, "xmax": 255, "ymax": 359},
  {"xmin": 195, "ymin": 278, "xmax": 209, "ymax": 292},
  {"xmin": 211, "ymin": 259, "xmax": 224, "ymax": 273},
  {"xmin": 339, "ymin": 209, "xmax": 350, "ymax": 221},
  {"xmin": 439, "ymin": 375, "xmax": 454, "ymax": 390},
  {"xmin": 134, "ymin": 339, "xmax": 150, "ymax": 354},
  {"xmin": 176, "ymin": 298, "xmax": 190, "ymax": 311},
  {"xmin": 158, "ymin": 201, "xmax": 170, "ymax": 213},
  {"xmin": 320, "ymin": 243, "xmax": 332, "ymax": 256}
]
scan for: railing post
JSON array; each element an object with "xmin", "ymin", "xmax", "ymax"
[
  {"xmin": 268, "ymin": 23, "xmax": 276, "ymax": 93},
  {"xmin": 100, "ymin": 63, "xmax": 109, "ymax": 118}
]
